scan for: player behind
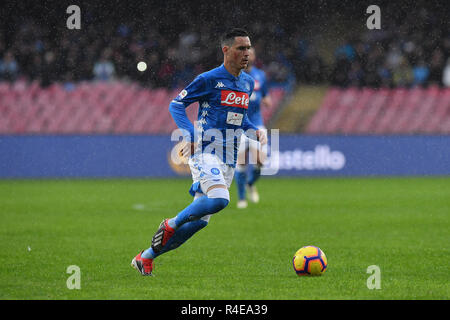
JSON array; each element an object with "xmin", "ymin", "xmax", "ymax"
[
  {"xmin": 235, "ymin": 47, "xmax": 272, "ymax": 209},
  {"xmin": 131, "ymin": 28, "xmax": 267, "ymax": 276}
]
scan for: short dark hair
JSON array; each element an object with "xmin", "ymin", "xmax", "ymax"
[{"xmin": 220, "ymin": 28, "xmax": 250, "ymax": 47}]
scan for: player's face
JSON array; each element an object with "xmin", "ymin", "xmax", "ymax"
[{"xmin": 227, "ymin": 36, "xmax": 251, "ymax": 70}]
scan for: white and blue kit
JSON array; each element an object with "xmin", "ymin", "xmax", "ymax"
[
  {"xmin": 246, "ymin": 66, "xmax": 269, "ymax": 127},
  {"xmin": 236, "ymin": 66, "xmax": 269, "ymax": 202},
  {"xmin": 169, "ymin": 64, "xmax": 258, "ymax": 196},
  {"xmin": 140, "ymin": 64, "xmax": 258, "ymax": 261},
  {"xmin": 238, "ymin": 66, "xmax": 268, "ymax": 151}
]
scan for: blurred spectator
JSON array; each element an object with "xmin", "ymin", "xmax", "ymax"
[
  {"xmin": 93, "ymin": 49, "xmax": 116, "ymax": 81},
  {"xmin": 330, "ymin": 56, "xmax": 351, "ymax": 87},
  {"xmin": 335, "ymin": 43, "xmax": 356, "ymax": 62},
  {"xmin": 328, "ymin": 3, "xmax": 448, "ymax": 88},
  {"xmin": 412, "ymin": 60, "xmax": 430, "ymax": 86},
  {"xmin": 428, "ymin": 48, "xmax": 445, "ymax": 86},
  {"xmin": 41, "ymin": 51, "xmax": 59, "ymax": 87},
  {"xmin": 348, "ymin": 61, "xmax": 365, "ymax": 87},
  {"xmin": 392, "ymin": 58, "xmax": 413, "ymax": 87},
  {"xmin": 378, "ymin": 62, "xmax": 392, "ymax": 87},
  {"xmin": 0, "ymin": 1, "xmax": 446, "ymax": 90},
  {"xmin": 0, "ymin": 35, "xmax": 5, "ymax": 58},
  {"xmin": 385, "ymin": 43, "xmax": 404, "ymax": 71},
  {"xmin": 0, "ymin": 51, "xmax": 19, "ymax": 81}
]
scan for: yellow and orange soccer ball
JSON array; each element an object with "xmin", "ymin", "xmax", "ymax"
[{"xmin": 292, "ymin": 246, "xmax": 328, "ymax": 276}]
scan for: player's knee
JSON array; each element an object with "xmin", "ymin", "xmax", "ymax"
[
  {"xmin": 211, "ymin": 198, "xmax": 229, "ymax": 212},
  {"xmin": 206, "ymin": 187, "xmax": 230, "ymax": 213},
  {"xmin": 201, "ymin": 197, "xmax": 229, "ymax": 213}
]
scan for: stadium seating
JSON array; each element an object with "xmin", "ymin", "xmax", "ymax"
[
  {"xmin": 305, "ymin": 86, "xmax": 450, "ymax": 134},
  {"xmin": 0, "ymin": 80, "xmax": 286, "ymax": 135},
  {"xmin": 2, "ymin": 81, "xmax": 448, "ymax": 135}
]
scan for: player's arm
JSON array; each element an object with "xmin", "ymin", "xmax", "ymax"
[
  {"xmin": 169, "ymin": 75, "xmax": 206, "ymax": 140},
  {"xmin": 169, "ymin": 101, "xmax": 195, "ymax": 140},
  {"xmin": 242, "ymin": 114, "xmax": 267, "ymax": 145},
  {"xmin": 169, "ymin": 102, "xmax": 197, "ymax": 157},
  {"xmin": 169, "ymin": 75, "xmax": 207, "ymax": 156},
  {"xmin": 242, "ymin": 79, "xmax": 267, "ymax": 145},
  {"xmin": 242, "ymin": 113, "xmax": 267, "ymax": 166}
]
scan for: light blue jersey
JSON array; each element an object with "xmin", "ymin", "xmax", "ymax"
[
  {"xmin": 244, "ymin": 66, "xmax": 268, "ymax": 127},
  {"xmin": 169, "ymin": 64, "xmax": 257, "ymax": 167}
]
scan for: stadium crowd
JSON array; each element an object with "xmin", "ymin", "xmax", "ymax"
[
  {"xmin": 0, "ymin": 19, "xmax": 301, "ymax": 88},
  {"xmin": 0, "ymin": 2, "xmax": 448, "ymax": 88},
  {"xmin": 330, "ymin": 6, "xmax": 450, "ymax": 88},
  {"xmin": 0, "ymin": 1, "xmax": 299, "ymax": 89}
]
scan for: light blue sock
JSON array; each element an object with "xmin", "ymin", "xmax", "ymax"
[
  {"xmin": 141, "ymin": 247, "xmax": 156, "ymax": 259},
  {"xmin": 247, "ymin": 165, "xmax": 261, "ymax": 186},
  {"xmin": 235, "ymin": 170, "xmax": 247, "ymax": 200},
  {"xmin": 167, "ymin": 218, "xmax": 177, "ymax": 229}
]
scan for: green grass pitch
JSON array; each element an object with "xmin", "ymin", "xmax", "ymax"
[{"xmin": 0, "ymin": 177, "xmax": 449, "ymax": 300}]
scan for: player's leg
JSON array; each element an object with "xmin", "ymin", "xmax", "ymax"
[
  {"xmin": 132, "ymin": 187, "xmax": 227, "ymax": 276},
  {"xmin": 166, "ymin": 185, "xmax": 228, "ymax": 229},
  {"xmin": 158, "ymin": 214, "xmax": 212, "ymax": 255},
  {"xmin": 235, "ymin": 164, "xmax": 248, "ymax": 208},
  {"xmin": 247, "ymin": 164, "xmax": 262, "ymax": 187},
  {"xmin": 246, "ymin": 131, "xmax": 267, "ymax": 203},
  {"xmin": 146, "ymin": 186, "xmax": 229, "ymax": 251},
  {"xmin": 132, "ymin": 155, "xmax": 230, "ymax": 275},
  {"xmin": 143, "ymin": 193, "xmax": 212, "ymax": 258},
  {"xmin": 235, "ymin": 135, "xmax": 248, "ymax": 208},
  {"xmin": 132, "ymin": 193, "xmax": 209, "ymax": 276},
  {"xmin": 247, "ymin": 164, "xmax": 261, "ymax": 203},
  {"xmin": 152, "ymin": 187, "xmax": 225, "ymax": 256},
  {"xmin": 154, "ymin": 154, "xmax": 234, "ymax": 254},
  {"xmin": 139, "ymin": 192, "xmax": 205, "ymax": 255}
]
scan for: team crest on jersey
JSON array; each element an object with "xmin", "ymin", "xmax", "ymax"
[
  {"xmin": 220, "ymin": 90, "xmax": 249, "ymax": 109},
  {"xmin": 178, "ymin": 89, "xmax": 188, "ymax": 99}
]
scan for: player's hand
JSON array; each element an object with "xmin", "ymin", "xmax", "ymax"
[
  {"xmin": 256, "ymin": 129, "xmax": 267, "ymax": 145},
  {"xmin": 179, "ymin": 141, "xmax": 197, "ymax": 158}
]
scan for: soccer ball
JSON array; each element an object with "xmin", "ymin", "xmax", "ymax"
[{"xmin": 292, "ymin": 246, "xmax": 328, "ymax": 276}]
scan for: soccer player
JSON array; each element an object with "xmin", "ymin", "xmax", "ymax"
[
  {"xmin": 131, "ymin": 28, "xmax": 267, "ymax": 276},
  {"xmin": 235, "ymin": 47, "xmax": 272, "ymax": 209}
]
